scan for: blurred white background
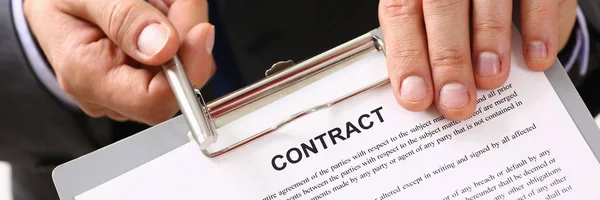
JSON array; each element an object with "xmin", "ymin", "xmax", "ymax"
[{"xmin": 1, "ymin": 117, "xmax": 600, "ymax": 199}]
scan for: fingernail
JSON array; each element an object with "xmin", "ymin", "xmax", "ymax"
[
  {"xmin": 476, "ymin": 52, "xmax": 500, "ymax": 77},
  {"xmin": 137, "ymin": 23, "xmax": 170, "ymax": 57},
  {"xmin": 400, "ymin": 76, "xmax": 428, "ymax": 102},
  {"xmin": 526, "ymin": 41, "xmax": 547, "ymax": 61},
  {"xmin": 440, "ymin": 83, "xmax": 469, "ymax": 109},
  {"xmin": 206, "ymin": 25, "xmax": 215, "ymax": 55}
]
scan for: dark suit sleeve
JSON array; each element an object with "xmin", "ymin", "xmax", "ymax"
[
  {"xmin": 571, "ymin": 0, "xmax": 600, "ymax": 117},
  {"xmin": 579, "ymin": 0, "xmax": 600, "ymax": 34},
  {"xmin": 0, "ymin": 0, "xmax": 116, "ymax": 199}
]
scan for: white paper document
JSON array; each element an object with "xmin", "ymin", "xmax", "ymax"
[{"xmin": 76, "ymin": 29, "xmax": 600, "ymax": 200}]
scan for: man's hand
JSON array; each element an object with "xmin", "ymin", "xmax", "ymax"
[
  {"xmin": 378, "ymin": 0, "xmax": 578, "ymax": 120},
  {"xmin": 23, "ymin": 0, "xmax": 215, "ymax": 125}
]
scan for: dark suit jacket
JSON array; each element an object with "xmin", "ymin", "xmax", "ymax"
[
  {"xmin": 0, "ymin": 0, "xmax": 123, "ymax": 199},
  {"xmin": 1, "ymin": 0, "xmax": 599, "ymax": 200}
]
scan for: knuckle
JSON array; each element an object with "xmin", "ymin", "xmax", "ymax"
[
  {"xmin": 101, "ymin": 0, "xmax": 137, "ymax": 44},
  {"xmin": 475, "ymin": 18, "xmax": 508, "ymax": 34},
  {"xmin": 379, "ymin": 0, "xmax": 419, "ymax": 19},
  {"xmin": 429, "ymin": 48, "xmax": 469, "ymax": 68},
  {"xmin": 386, "ymin": 44, "xmax": 425, "ymax": 75},
  {"xmin": 423, "ymin": 0, "xmax": 465, "ymax": 10},
  {"xmin": 388, "ymin": 45, "xmax": 424, "ymax": 61}
]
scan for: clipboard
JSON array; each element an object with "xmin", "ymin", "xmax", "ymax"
[{"xmin": 51, "ymin": 24, "xmax": 600, "ymax": 199}]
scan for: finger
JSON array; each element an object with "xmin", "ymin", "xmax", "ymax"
[
  {"xmin": 423, "ymin": 0, "xmax": 477, "ymax": 120},
  {"xmin": 179, "ymin": 23, "xmax": 217, "ymax": 87},
  {"xmin": 521, "ymin": 0, "xmax": 559, "ymax": 71},
  {"xmin": 153, "ymin": 0, "xmax": 209, "ymax": 41},
  {"xmin": 57, "ymin": 0, "xmax": 180, "ymax": 66},
  {"xmin": 378, "ymin": 0, "xmax": 434, "ymax": 111},
  {"xmin": 472, "ymin": 0, "xmax": 513, "ymax": 89}
]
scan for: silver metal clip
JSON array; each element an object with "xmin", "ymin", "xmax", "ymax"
[
  {"xmin": 162, "ymin": 28, "xmax": 387, "ymax": 157},
  {"xmin": 162, "ymin": 55, "xmax": 217, "ymax": 149},
  {"xmin": 198, "ymin": 30, "xmax": 387, "ymax": 157}
]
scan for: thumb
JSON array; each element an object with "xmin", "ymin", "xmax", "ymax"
[{"xmin": 57, "ymin": 0, "xmax": 179, "ymax": 66}]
